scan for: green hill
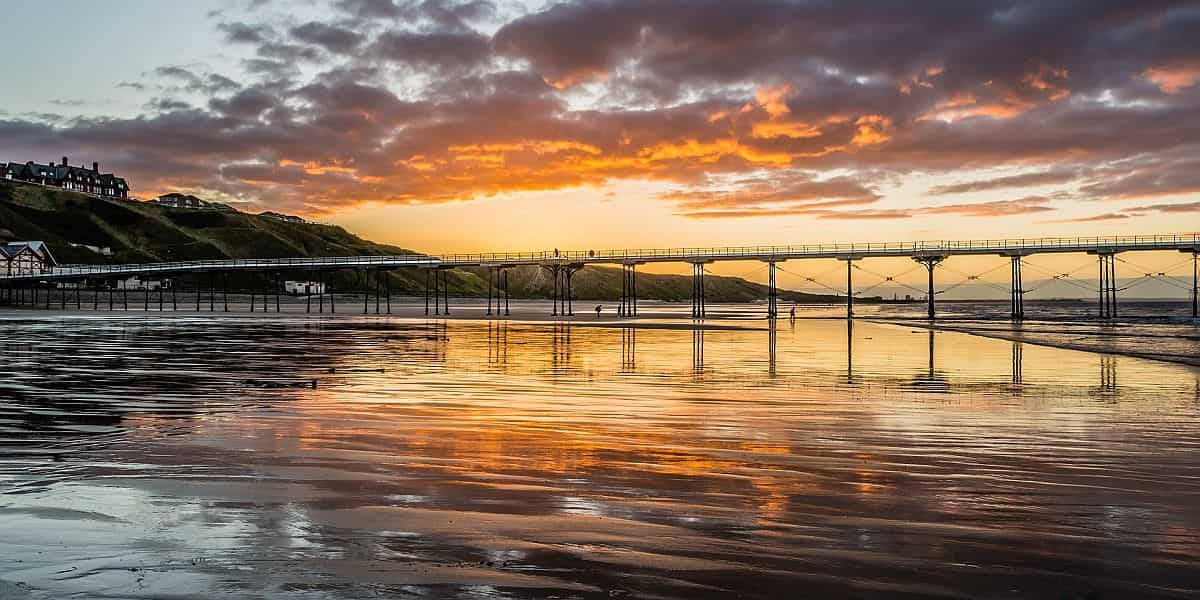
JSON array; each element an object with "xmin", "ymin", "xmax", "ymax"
[{"xmin": 0, "ymin": 181, "xmax": 846, "ymax": 303}]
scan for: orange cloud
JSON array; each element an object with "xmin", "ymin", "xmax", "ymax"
[{"xmin": 1143, "ymin": 64, "xmax": 1200, "ymax": 94}]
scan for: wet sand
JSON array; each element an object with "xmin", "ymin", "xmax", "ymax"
[{"xmin": 2, "ymin": 311, "xmax": 1200, "ymax": 598}]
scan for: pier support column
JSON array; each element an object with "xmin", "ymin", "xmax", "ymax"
[
  {"xmin": 691, "ymin": 262, "xmax": 707, "ymax": 319},
  {"xmin": 1187, "ymin": 250, "xmax": 1198, "ymax": 319},
  {"xmin": 442, "ymin": 269, "xmax": 450, "ymax": 315},
  {"xmin": 385, "ymin": 273, "xmax": 391, "ymax": 314},
  {"xmin": 487, "ymin": 268, "xmax": 494, "ymax": 316},
  {"xmin": 363, "ymin": 270, "xmax": 370, "ymax": 314},
  {"xmin": 912, "ymin": 256, "xmax": 946, "ymax": 319},
  {"xmin": 318, "ymin": 271, "xmax": 325, "ymax": 313},
  {"xmin": 1009, "ymin": 255, "xmax": 1024, "ymax": 320},
  {"xmin": 503, "ymin": 269, "xmax": 510, "ymax": 316},
  {"xmin": 618, "ymin": 264, "xmax": 638, "ymax": 317},
  {"xmin": 838, "ymin": 257, "xmax": 859, "ymax": 318},
  {"xmin": 766, "ymin": 261, "xmax": 778, "ymax": 319},
  {"xmin": 1097, "ymin": 253, "xmax": 1118, "ymax": 320}
]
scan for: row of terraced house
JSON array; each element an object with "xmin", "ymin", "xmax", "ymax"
[{"xmin": 0, "ymin": 156, "xmax": 130, "ymax": 199}]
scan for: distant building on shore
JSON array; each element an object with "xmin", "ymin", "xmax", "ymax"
[
  {"xmin": 151, "ymin": 193, "xmax": 237, "ymax": 212},
  {"xmin": 259, "ymin": 211, "xmax": 306, "ymax": 223},
  {"xmin": 284, "ymin": 280, "xmax": 325, "ymax": 295},
  {"xmin": 1, "ymin": 241, "xmax": 57, "ymax": 276},
  {"xmin": 116, "ymin": 277, "xmax": 171, "ymax": 291},
  {"xmin": 2, "ymin": 156, "xmax": 129, "ymax": 199}
]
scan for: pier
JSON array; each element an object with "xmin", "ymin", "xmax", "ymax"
[{"xmin": 2, "ymin": 234, "xmax": 1197, "ymax": 320}]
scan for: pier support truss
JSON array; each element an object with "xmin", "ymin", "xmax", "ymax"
[
  {"xmin": 912, "ymin": 255, "xmax": 946, "ymax": 319},
  {"xmin": 619, "ymin": 263, "xmax": 638, "ymax": 317}
]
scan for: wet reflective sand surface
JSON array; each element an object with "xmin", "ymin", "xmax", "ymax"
[{"xmin": 2, "ymin": 312, "xmax": 1199, "ymax": 599}]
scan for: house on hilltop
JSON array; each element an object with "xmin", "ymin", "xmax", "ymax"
[
  {"xmin": 152, "ymin": 193, "xmax": 237, "ymax": 212},
  {"xmin": 2, "ymin": 156, "xmax": 129, "ymax": 199},
  {"xmin": 259, "ymin": 210, "xmax": 306, "ymax": 223},
  {"xmin": 1, "ymin": 241, "xmax": 57, "ymax": 276}
]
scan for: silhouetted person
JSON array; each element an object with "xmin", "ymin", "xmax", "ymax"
[
  {"xmin": 790, "ymin": 304, "xmax": 796, "ymax": 322},
  {"xmin": 595, "ymin": 304, "xmax": 603, "ymax": 317}
]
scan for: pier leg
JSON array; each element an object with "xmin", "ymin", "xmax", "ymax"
[
  {"xmin": 631, "ymin": 264, "xmax": 638, "ymax": 316},
  {"xmin": 1104, "ymin": 254, "xmax": 1113, "ymax": 319},
  {"xmin": 172, "ymin": 281, "xmax": 177, "ymax": 311},
  {"xmin": 274, "ymin": 274, "xmax": 281, "ymax": 312},
  {"xmin": 845, "ymin": 259, "xmax": 854, "ymax": 318},
  {"xmin": 143, "ymin": 284, "xmax": 149, "ymax": 312},
  {"xmin": 487, "ymin": 269, "xmax": 494, "ymax": 316},
  {"xmin": 222, "ymin": 273, "xmax": 228, "ymax": 312},
  {"xmin": 768, "ymin": 261, "xmax": 777, "ymax": 319},
  {"xmin": 504, "ymin": 269, "xmax": 510, "ymax": 316},
  {"xmin": 250, "ymin": 280, "xmax": 256, "ymax": 313},
  {"xmin": 209, "ymin": 273, "xmax": 215, "ymax": 312},
  {"xmin": 551, "ymin": 266, "xmax": 559, "ymax": 317},
  {"xmin": 567, "ymin": 268, "xmax": 575, "ymax": 316},
  {"xmin": 319, "ymin": 272, "xmax": 325, "ymax": 313},
  {"xmin": 620, "ymin": 265, "xmax": 627, "ymax": 317},
  {"xmin": 124, "ymin": 285, "xmax": 129, "ymax": 311},
  {"xmin": 432, "ymin": 270, "xmax": 439, "ymax": 315},
  {"xmin": 109, "ymin": 283, "xmax": 114, "ymax": 311},
  {"xmin": 158, "ymin": 284, "xmax": 163, "ymax": 311},
  {"xmin": 1010, "ymin": 256, "xmax": 1024, "ymax": 319},
  {"xmin": 1193, "ymin": 252, "xmax": 1198, "ymax": 319},
  {"xmin": 362, "ymin": 270, "xmax": 369, "ymax": 314},
  {"xmin": 375, "ymin": 273, "xmax": 381, "ymax": 315},
  {"xmin": 912, "ymin": 256, "xmax": 945, "ymax": 319},
  {"xmin": 385, "ymin": 273, "xmax": 390, "ymax": 314}
]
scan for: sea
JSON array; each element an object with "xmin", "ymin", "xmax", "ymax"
[{"xmin": 0, "ymin": 301, "xmax": 1198, "ymax": 598}]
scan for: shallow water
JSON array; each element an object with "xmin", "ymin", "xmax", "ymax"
[{"xmin": 1, "ymin": 312, "xmax": 1199, "ymax": 598}]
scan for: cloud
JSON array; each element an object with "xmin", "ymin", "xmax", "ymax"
[
  {"xmin": 922, "ymin": 196, "xmax": 1057, "ymax": 217},
  {"xmin": 1, "ymin": 0, "xmax": 1199, "ymax": 218},
  {"xmin": 928, "ymin": 170, "xmax": 1078, "ymax": 195},
  {"xmin": 290, "ymin": 21, "xmax": 366, "ymax": 54}
]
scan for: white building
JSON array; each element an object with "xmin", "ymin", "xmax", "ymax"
[
  {"xmin": 116, "ymin": 277, "xmax": 171, "ymax": 291},
  {"xmin": 285, "ymin": 280, "xmax": 325, "ymax": 295}
]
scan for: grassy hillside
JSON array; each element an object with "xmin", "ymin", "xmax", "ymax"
[{"xmin": 0, "ymin": 181, "xmax": 845, "ymax": 303}]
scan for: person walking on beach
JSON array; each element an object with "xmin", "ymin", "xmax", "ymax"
[
  {"xmin": 789, "ymin": 304, "xmax": 796, "ymax": 322},
  {"xmin": 595, "ymin": 304, "xmax": 603, "ymax": 317}
]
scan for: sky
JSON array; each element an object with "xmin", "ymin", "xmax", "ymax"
[{"xmin": 1, "ymin": 0, "xmax": 1198, "ymax": 274}]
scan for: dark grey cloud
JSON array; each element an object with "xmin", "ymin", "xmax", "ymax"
[
  {"xmin": 291, "ymin": 21, "xmax": 366, "ymax": 54},
  {"xmin": 370, "ymin": 30, "xmax": 491, "ymax": 71}
]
